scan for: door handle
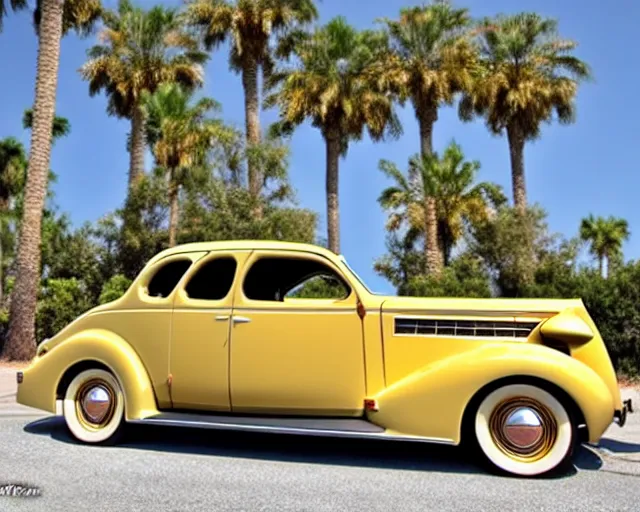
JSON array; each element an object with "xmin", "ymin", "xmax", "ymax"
[
  {"xmin": 232, "ymin": 316, "xmax": 251, "ymax": 324},
  {"xmin": 215, "ymin": 315, "xmax": 229, "ymax": 321}
]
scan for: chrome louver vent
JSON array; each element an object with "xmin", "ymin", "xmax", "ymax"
[{"xmin": 394, "ymin": 318, "xmax": 540, "ymax": 339}]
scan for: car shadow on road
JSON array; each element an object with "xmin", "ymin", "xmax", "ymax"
[
  {"xmin": 24, "ymin": 416, "xmax": 602, "ymax": 479},
  {"xmin": 596, "ymin": 437, "xmax": 640, "ymax": 454}
]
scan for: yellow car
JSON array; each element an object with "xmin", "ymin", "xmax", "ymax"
[{"xmin": 16, "ymin": 240, "xmax": 632, "ymax": 477}]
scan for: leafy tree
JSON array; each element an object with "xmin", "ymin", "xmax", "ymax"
[
  {"xmin": 3, "ymin": 0, "xmax": 99, "ymax": 360},
  {"xmin": 184, "ymin": 0, "xmax": 318, "ymax": 203},
  {"xmin": 98, "ymin": 274, "xmax": 132, "ymax": 304},
  {"xmin": 80, "ymin": 0, "xmax": 208, "ymax": 191},
  {"xmin": 579, "ymin": 214, "xmax": 630, "ymax": 279},
  {"xmin": 0, "ymin": 138, "xmax": 27, "ymax": 304},
  {"xmin": 141, "ymin": 82, "xmax": 223, "ymax": 246},
  {"xmin": 35, "ymin": 278, "xmax": 93, "ymax": 342},
  {"xmin": 469, "ymin": 204, "xmax": 552, "ymax": 297},
  {"xmin": 403, "ymin": 252, "xmax": 492, "ymax": 298},
  {"xmin": 266, "ymin": 16, "xmax": 402, "ymax": 254},
  {"xmin": 459, "ymin": 12, "xmax": 591, "ymax": 212},
  {"xmin": 374, "ymin": 229, "xmax": 424, "ymax": 292},
  {"xmin": 178, "ymin": 141, "xmax": 317, "ymax": 243}
]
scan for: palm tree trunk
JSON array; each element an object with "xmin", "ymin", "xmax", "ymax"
[
  {"xmin": 2, "ymin": 0, "xmax": 63, "ymax": 361},
  {"xmin": 242, "ymin": 56, "xmax": 262, "ymax": 206},
  {"xmin": 168, "ymin": 168, "xmax": 179, "ymax": 247},
  {"xmin": 325, "ymin": 131, "xmax": 341, "ymax": 254},
  {"xmin": 507, "ymin": 123, "xmax": 527, "ymax": 214},
  {"xmin": 129, "ymin": 103, "xmax": 146, "ymax": 190},
  {"xmin": 417, "ymin": 105, "xmax": 441, "ymax": 277}
]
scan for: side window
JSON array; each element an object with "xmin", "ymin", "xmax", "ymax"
[
  {"xmin": 146, "ymin": 259, "xmax": 192, "ymax": 298},
  {"xmin": 243, "ymin": 256, "xmax": 350, "ymax": 302},
  {"xmin": 184, "ymin": 257, "xmax": 237, "ymax": 300}
]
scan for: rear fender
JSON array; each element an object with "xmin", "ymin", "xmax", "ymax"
[
  {"xmin": 369, "ymin": 343, "xmax": 615, "ymax": 444},
  {"xmin": 17, "ymin": 329, "xmax": 159, "ymax": 421}
]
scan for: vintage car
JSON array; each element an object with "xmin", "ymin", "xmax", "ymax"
[{"xmin": 16, "ymin": 240, "xmax": 632, "ymax": 477}]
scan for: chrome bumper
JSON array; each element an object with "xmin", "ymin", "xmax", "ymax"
[{"xmin": 614, "ymin": 398, "xmax": 634, "ymax": 427}]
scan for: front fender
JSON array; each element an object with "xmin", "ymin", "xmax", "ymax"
[
  {"xmin": 16, "ymin": 329, "xmax": 159, "ymax": 421},
  {"xmin": 369, "ymin": 343, "xmax": 615, "ymax": 444}
]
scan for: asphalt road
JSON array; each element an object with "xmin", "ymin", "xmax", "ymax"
[{"xmin": 1, "ymin": 373, "xmax": 640, "ymax": 511}]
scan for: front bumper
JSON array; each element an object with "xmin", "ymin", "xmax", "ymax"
[{"xmin": 614, "ymin": 398, "xmax": 634, "ymax": 427}]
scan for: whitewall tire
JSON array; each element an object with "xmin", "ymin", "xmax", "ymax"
[
  {"xmin": 473, "ymin": 384, "xmax": 575, "ymax": 476},
  {"xmin": 63, "ymin": 368, "xmax": 125, "ymax": 444}
]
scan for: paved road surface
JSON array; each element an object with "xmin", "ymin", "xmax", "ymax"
[{"xmin": 1, "ymin": 367, "xmax": 639, "ymax": 512}]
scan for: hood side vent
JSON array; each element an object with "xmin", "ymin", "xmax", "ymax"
[{"xmin": 394, "ymin": 317, "xmax": 540, "ymax": 339}]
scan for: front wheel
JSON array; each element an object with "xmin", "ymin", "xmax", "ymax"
[
  {"xmin": 473, "ymin": 384, "xmax": 575, "ymax": 477},
  {"xmin": 63, "ymin": 368, "xmax": 125, "ymax": 445}
]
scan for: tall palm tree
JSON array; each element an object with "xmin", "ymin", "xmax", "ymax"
[
  {"xmin": 3, "ymin": 0, "xmax": 101, "ymax": 362},
  {"xmin": 183, "ymin": 0, "xmax": 318, "ymax": 203},
  {"xmin": 459, "ymin": 13, "xmax": 591, "ymax": 213},
  {"xmin": 265, "ymin": 17, "xmax": 402, "ymax": 254},
  {"xmin": 0, "ymin": 0, "xmax": 26, "ymax": 32},
  {"xmin": 80, "ymin": 0, "xmax": 208, "ymax": 192},
  {"xmin": 141, "ymin": 82, "xmax": 222, "ymax": 246},
  {"xmin": 579, "ymin": 214, "xmax": 630, "ymax": 279},
  {"xmin": 376, "ymin": 1, "xmax": 476, "ymax": 276},
  {"xmin": 378, "ymin": 141, "xmax": 505, "ymax": 271}
]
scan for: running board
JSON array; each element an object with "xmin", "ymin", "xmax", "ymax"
[{"xmin": 129, "ymin": 412, "xmax": 455, "ymax": 445}]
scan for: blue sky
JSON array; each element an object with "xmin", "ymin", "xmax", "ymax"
[{"xmin": 1, "ymin": 0, "xmax": 638, "ymax": 295}]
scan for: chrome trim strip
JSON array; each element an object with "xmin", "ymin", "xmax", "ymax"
[
  {"xmin": 129, "ymin": 418, "xmax": 456, "ymax": 445},
  {"xmin": 383, "ymin": 309, "xmax": 555, "ymax": 317},
  {"xmin": 392, "ymin": 333, "xmax": 530, "ymax": 342}
]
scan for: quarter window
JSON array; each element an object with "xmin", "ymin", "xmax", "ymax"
[
  {"xmin": 243, "ymin": 256, "xmax": 350, "ymax": 301},
  {"xmin": 185, "ymin": 257, "xmax": 237, "ymax": 300},
  {"xmin": 147, "ymin": 259, "xmax": 192, "ymax": 298}
]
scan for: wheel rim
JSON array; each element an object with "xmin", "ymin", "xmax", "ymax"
[
  {"xmin": 488, "ymin": 396, "xmax": 558, "ymax": 462},
  {"xmin": 75, "ymin": 378, "xmax": 117, "ymax": 429}
]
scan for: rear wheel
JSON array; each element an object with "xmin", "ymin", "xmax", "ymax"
[
  {"xmin": 473, "ymin": 384, "xmax": 575, "ymax": 476},
  {"xmin": 63, "ymin": 368, "xmax": 125, "ymax": 445}
]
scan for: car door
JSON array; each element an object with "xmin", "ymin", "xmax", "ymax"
[
  {"xmin": 169, "ymin": 250, "xmax": 251, "ymax": 411},
  {"xmin": 229, "ymin": 249, "xmax": 366, "ymax": 417}
]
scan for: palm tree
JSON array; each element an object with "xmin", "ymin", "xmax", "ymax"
[
  {"xmin": 376, "ymin": 1, "xmax": 476, "ymax": 276},
  {"xmin": 141, "ymin": 82, "xmax": 222, "ymax": 246},
  {"xmin": 80, "ymin": 0, "xmax": 208, "ymax": 192},
  {"xmin": 183, "ymin": 0, "xmax": 318, "ymax": 203},
  {"xmin": 430, "ymin": 142, "xmax": 506, "ymax": 265},
  {"xmin": 2, "ymin": 0, "xmax": 100, "ymax": 362},
  {"xmin": 378, "ymin": 141, "xmax": 505, "ymax": 271},
  {"xmin": 579, "ymin": 214, "xmax": 630, "ymax": 279},
  {"xmin": 265, "ymin": 17, "xmax": 402, "ymax": 254},
  {"xmin": 0, "ymin": 0, "xmax": 26, "ymax": 32},
  {"xmin": 459, "ymin": 13, "xmax": 591, "ymax": 213}
]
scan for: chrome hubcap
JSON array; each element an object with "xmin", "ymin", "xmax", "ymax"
[
  {"xmin": 489, "ymin": 397, "xmax": 557, "ymax": 461},
  {"xmin": 503, "ymin": 407, "xmax": 543, "ymax": 449},
  {"xmin": 76, "ymin": 379, "xmax": 117, "ymax": 428},
  {"xmin": 81, "ymin": 386, "xmax": 112, "ymax": 424}
]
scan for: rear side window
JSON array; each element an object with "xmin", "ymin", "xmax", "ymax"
[
  {"xmin": 185, "ymin": 257, "xmax": 237, "ymax": 300},
  {"xmin": 147, "ymin": 259, "xmax": 192, "ymax": 298}
]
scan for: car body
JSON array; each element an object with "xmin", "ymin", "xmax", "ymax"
[{"xmin": 16, "ymin": 240, "xmax": 632, "ymax": 476}]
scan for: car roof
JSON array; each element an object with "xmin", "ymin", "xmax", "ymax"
[{"xmin": 147, "ymin": 240, "xmax": 339, "ymax": 266}]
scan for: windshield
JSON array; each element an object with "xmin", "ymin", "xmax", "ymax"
[{"xmin": 338, "ymin": 255, "xmax": 378, "ymax": 295}]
